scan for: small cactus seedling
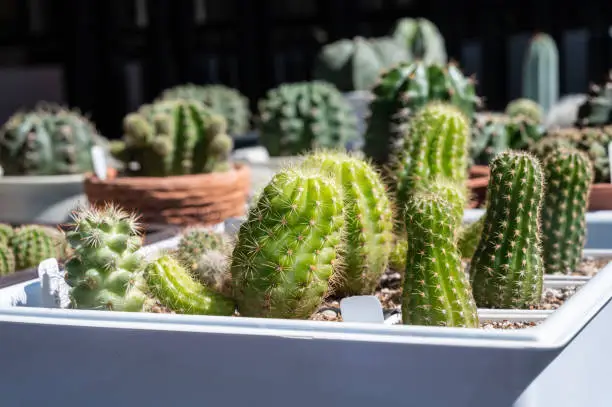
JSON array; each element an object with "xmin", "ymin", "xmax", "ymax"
[
  {"xmin": 176, "ymin": 227, "xmax": 228, "ymax": 272},
  {"xmin": 145, "ymin": 254, "xmax": 235, "ymax": 315},
  {"xmin": 11, "ymin": 225, "xmax": 66, "ymax": 270},
  {"xmin": 64, "ymin": 204, "xmax": 148, "ymax": 312},
  {"xmin": 402, "ymin": 191, "xmax": 479, "ymax": 328},
  {"xmin": 505, "ymin": 98, "xmax": 543, "ymax": 123},
  {"xmin": 541, "ymin": 148, "xmax": 593, "ymax": 274},
  {"xmin": 0, "ymin": 223, "xmax": 13, "ymax": 245},
  {"xmin": 457, "ymin": 217, "xmax": 485, "ymax": 259},
  {"xmin": 195, "ymin": 249, "xmax": 233, "ymax": 297},
  {"xmin": 469, "ymin": 151, "xmax": 544, "ymax": 309},
  {"xmin": 394, "ymin": 102, "xmax": 471, "ymax": 206},
  {"xmin": 230, "ymin": 167, "xmax": 344, "ymax": 319},
  {"xmin": 301, "ymin": 150, "xmax": 393, "ymax": 295},
  {"xmin": 0, "ymin": 243, "xmax": 15, "ymax": 275}
]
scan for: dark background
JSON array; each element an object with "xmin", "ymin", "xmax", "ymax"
[{"xmin": 1, "ymin": 0, "xmax": 611, "ymax": 138}]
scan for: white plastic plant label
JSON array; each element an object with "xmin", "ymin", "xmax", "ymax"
[
  {"xmin": 91, "ymin": 145, "xmax": 108, "ymax": 180},
  {"xmin": 340, "ymin": 295, "xmax": 385, "ymax": 324},
  {"xmin": 38, "ymin": 258, "xmax": 71, "ymax": 309}
]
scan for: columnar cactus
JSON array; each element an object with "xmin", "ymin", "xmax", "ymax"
[
  {"xmin": 505, "ymin": 98, "xmax": 543, "ymax": 123},
  {"xmin": 313, "ymin": 37, "xmax": 409, "ymax": 92},
  {"xmin": 424, "ymin": 177, "xmax": 468, "ymax": 231},
  {"xmin": 0, "ymin": 104, "xmax": 102, "ymax": 175},
  {"xmin": 457, "ymin": 217, "xmax": 484, "ymax": 259},
  {"xmin": 0, "ymin": 243, "xmax": 15, "ymax": 275},
  {"xmin": 402, "ymin": 191, "xmax": 479, "ymax": 328},
  {"xmin": 64, "ymin": 204, "xmax": 148, "ymax": 312},
  {"xmin": 230, "ymin": 167, "xmax": 344, "ymax": 319},
  {"xmin": 469, "ymin": 151, "xmax": 544, "ymax": 309},
  {"xmin": 393, "ymin": 102, "xmax": 471, "ymax": 206},
  {"xmin": 300, "ymin": 150, "xmax": 393, "ymax": 295},
  {"xmin": 541, "ymin": 148, "xmax": 593, "ymax": 274},
  {"xmin": 522, "ymin": 33, "xmax": 559, "ymax": 113},
  {"xmin": 158, "ymin": 84, "xmax": 251, "ymax": 136},
  {"xmin": 0, "ymin": 224, "xmax": 13, "ymax": 245},
  {"xmin": 363, "ymin": 61, "xmax": 480, "ymax": 167},
  {"xmin": 576, "ymin": 70, "xmax": 612, "ymax": 127},
  {"xmin": 111, "ymin": 99, "xmax": 233, "ymax": 176},
  {"xmin": 390, "ymin": 17, "xmax": 447, "ymax": 65},
  {"xmin": 11, "ymin": 225, "xmax": 66, "ymax": 270},
  {"xmin": 145, "ymin": 254, "xmax": 235, "ymax": 315},
  {"xmin": 257, "ymin": 81, "xmax": 359, "ymax": 156}
]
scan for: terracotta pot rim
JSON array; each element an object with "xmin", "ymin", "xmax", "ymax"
[
  {"xmin": 591, "ymin": 182, "xmax": 612, "ymax": 190},
  {"xmin": 469, "ymin": 165, "xmax": 490, "ymax": 178},
  {"xmin": 466, "ymin": 177, "xmax": 490, "ymax": 188}
]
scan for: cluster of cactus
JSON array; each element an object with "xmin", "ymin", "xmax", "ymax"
[
  {"xmin": 257, "ymin": 81, "xmax": 359, "ymax": 156},
  {"xmin": 576, "ymin": 70, "xmax": 612, "ymax": 127},
  {"xmin": 505, "ymin": 98, "xmax": 543, "ymax": 123},
  {"xmin": 158, "ymin": 84, "xmax": 251, "ymax": 136},
  {"xmin": 470, "ymin": 112, "xmax": 544, "ymax": 165},
  {"xmin": 363, "ymin": 61, "xmax": 481, "ymax": 168},
  {"xmin": 522, "ymin": 33, "xmax": 559, "ymax": 113},
  {"xmin": 110, "ymin": 99, "xmax": 233, "ymax": 176},
  {"xmin": 390, "ymin": 17, "xmax": 447, "ymax": 65},
  {"xmin": 0, "ymin": 104, "xmax": 103, "ymax": 176},
  {"xmin": 313, "ymin": 36, "xmax": 409, "ymax": 92}
]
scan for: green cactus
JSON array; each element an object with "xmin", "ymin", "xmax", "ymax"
[
  {"xmin": 363, "ymin": 61, "xmax": 480, "ymax": 167},
  {"xmin": 0, "ymin": 223, "xmax": 13, "ymax": 246},
  {"xmin": 469, "ymin": 151, "xmax": 544, "ymax": 309},
  {"xmin": 0, "ymin": 104, "xmax": 103, "ymax": 175},
  {"xmin": 158, "ymin": 84, "xmax": 251, "ymax": 136},
  {"xmin": 176, "ymin": 227, "xmax": 228, "ymax": 271},
  {"xmin": 402, "ymin": 191, "xmax": 479, "ymax": 328},
  {"xmin": 457, "ymin": 216, "xmax": 484, "ymax": 259},
  {"xmin": 257, "ymin": 81, "xmax": 359, "ymax": 157},
  {"xmin": 230, "ymin": 167, "xmax": 344, "ymax": 319},
  {"xmin": 541, "ymin": 148, "xmax": 593, "ymax": 274},
  {"xmin": 11, "ymin": 225, "xmax": 66, "ymax": 270},
  {"xmin": 64, "ymin": 204, "xmax": 148, "ymax": 312},
  {"xmin": 313, "ymin": 37, "xmax": 410, "ymax": 92},
  {"xmin": 528, "ymin": 135, "xmax": 574, "ymax": 160},
  {"xmin": 470, "ymin": 112, "xmax": 544, "ymax": 165},
  {"xmin": 389, "ymin": 237, "xmax": 407, "ymax": 272},
  {"xmin": 576, "ymin": 70, "xmax": 612, "ymax": 127},
  {"xmin": 505, "ymin": 98, "xmax": 543, "ymax": 123},
  {"xmin": 522, "ymin": 33, "xmax": 559, "ymax": 113},
  {"xmin": 194, "ymin": 249, "xmax": 233, "ymax": 297},
  {"xmin": 110, "ymin": 99, "xmax": 233, "ymax": 176},
  {"xmin": 300, "ymin": 150, "xmax": 394, "ymax": 295},
  {"xmin": 0, "ymin": 243, "xmax": 15, "ymax": 275},
  {"xmin": 145, "ymin": 254, "xmax": 235, "ymax": 315},
  {"xmin": 390, "ymin": 17, "xmax": 447, "ymax": 65},
  {"xmin": 393, "ymin": 102, "xmax": 471, "ymax": 207}
]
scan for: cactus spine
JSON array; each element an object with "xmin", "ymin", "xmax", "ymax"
[
  {"xmin": 541, "ymin": 148, "xmax": 593, "ymax": 274},
  {"xmin": 145, "ymin": 254, "xmax": 235, "ymax": 315},
  {"xmin": 301, "ymin": 150, "xmax": 393, "ymax": 295},
  {"xmin": 522, "ymin": 33, "xmax": 559, "ymax": 113},
  {"xmin": 11, "ymin": 225, "xmax": 66, "ymax": 270},
  {"xmin": 230, "ymin": 167, "xmax": 344, "ymax": 319},
  {"xmin": 402, "ymin": 191, "xmax": 478, "ymax": 328},
  {"xmin": 0, "ymin": 223, "xmax": 13, "ymax": 246},
  {"xmin": 176, "ymin": 227, "xmax": 227, "ymax": 271},
  {"xmin": 0, "ymin": 243, "xmax": 15, "ymax": 275},
  {"xmin": 469, "ymin": 151, "xmax": 544, "ymax": 309}
]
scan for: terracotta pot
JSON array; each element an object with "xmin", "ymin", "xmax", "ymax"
[
  {"xmin": 588, "ymin": 183, "xmax": 612, "ymax": 211},
  {"xmin": 466, "ymin": 165, "xmax": 490, "ymax": 209},
  {"xmin": 84, "ymin": 163, "xmax": 251, "ymax": 226}
]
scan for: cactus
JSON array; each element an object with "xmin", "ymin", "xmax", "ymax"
[
  {"xmin": 11, "ymin": 225, "xmax": 66, "ymax": 270},
  {"xmin": 505, "ymin": 98, "xmax": 543, "ymax": 123},
  {"xmin": 145, "ymin": 254, "xmax": 235, "ymax": 315},
  {"xmin": 64, "ymin": 204, "xmax": 148, "ymax": 312},
  {"xmin": 257, "ymin": 81, "xmax": 359, "ymax": 156},
  {"xmin": 528, "ymin": 135, "xmax": 574, "ymax": 160},
  {"xmin": 195, "ymin": 249, "xmax": 233, "ymax": 297},
  {"xmin": 576, "ymin": 70, "xmax": 612, "ymax": 127},
  {"xmin": 313, "ymin": 37, "xmax": 410, "ymax": 92},
  {"xmin": 522, "ymin": 33, "xmax": 559, "ymax": 113},
  {"xmin": 300, "ymin": 150, "xmax": 393, "ymax": 295},
  {"xmin": 402, "ymin": 191, "xmax": 479, "ymax": 328},
  {"xmin": 389, "ymin": 237, "xmax": 408, "ymax": 271},
  {"xmin": 110, "ymin": 99, "xmax": 233, "ymax": 176},
  {"xmin": 363, "ymin": 61, "xmax": 480, "ymax": 167},
  {"xmin": 390, "ymin": 17, "xmax": 447, "ymax": 65},
  {"xmin": 176, "ymin": 227, "xmax": 228, "ymax": 271},
  {"xmin": 541, "ymin": 148, "xmax": 593, "ymax": 274},
  {"xmin": 0, "ymin": 243, "xmax": 15, "ymax": 275},
  {"xmin": 470, "ymin": 112, "xmax": 544, "ymax": 165},
  {"xmin": 469, "ymin": 151, "xmax": 544, "ymax": 309},
  {"xmin": 158, "ymin": 84, "xmax": 251, "ymax": 136},
  {"xmin": 230, "ymin": 167, "xmax": 344, "ymax": 319},
  {"xmin": 393, "ymin": 102, "xmax": 471, "ymax": 206},
  {"xmin": 457, "ymin": 217, "xmax": 484, "ymax": 259},
  {"xmin": 0, "ymin": 104, "xmax": 102, "ymax": 175},
  {"xmin": 0, "ymin": 223, "xmax": 13, "ymax": 246}
]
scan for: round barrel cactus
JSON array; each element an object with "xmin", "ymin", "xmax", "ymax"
[
  {"xmin": 111, "ymin": 99, "xmax": 233, "ymax": 176},
  {"xmin": 0, "ymin": 243, "xmax": 15, "ymax": 275},
  {"xmin": 11, "ymin": 225, "xmax": 67, "ymax": 270},
  {"xmin": 0, "ymin": 104, "xmax": 102, "ymax": 175},
  {"xmin": 257, "ymin": 81, "xmax": 359, "ymax": 157},
  {"xmin": 159, "ymin": 84, "xmax": 251, "ymax": 136},
  {"xmin": 505, "ymin": 98, "xmax": 543, "ymax": 123},
  {"xmin": 390, "ymin": 17, "xmax": 447, "ymax": 65},
  {"xmin": 313, "ymin": 36, "xmax": 409, "ymax": 92}
]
